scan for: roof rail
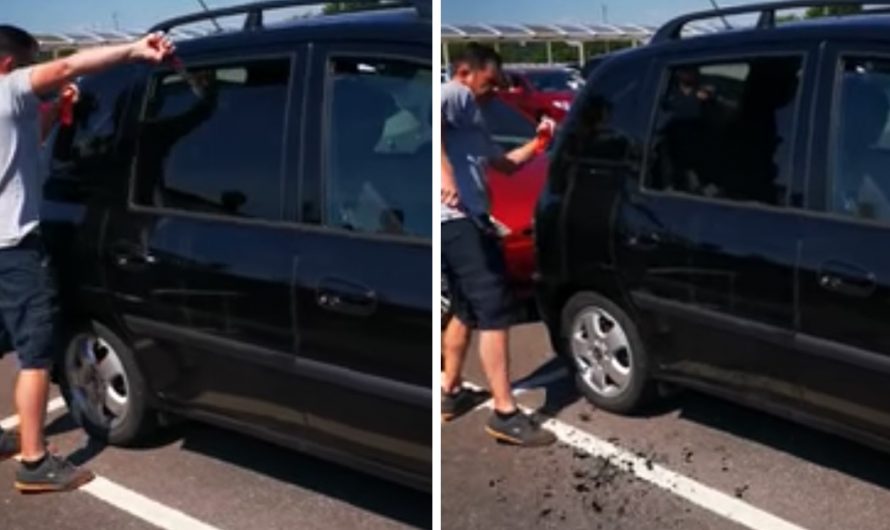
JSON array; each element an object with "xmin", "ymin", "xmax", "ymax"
[
  {"xmin": 652, "ymin": 1, "xmax": 890, "ymax": 44},
  {"xmin": 149, "ymin": 0, "xmax": 428, "ymax": 35}
]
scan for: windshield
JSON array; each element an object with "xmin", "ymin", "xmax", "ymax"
[{"xmin": 524, "ymin": 70, "xmax": 577, "ymax": 93}]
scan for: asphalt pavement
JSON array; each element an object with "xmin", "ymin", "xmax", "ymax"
[
  {"xmin": 0, "ymin": 356, "xmax": 431, "ymax": 530},
  {"xmin": 442, "ymin": 323, "xmax": 890, "ymax": 530}
]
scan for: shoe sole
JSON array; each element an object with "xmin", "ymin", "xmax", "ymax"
[
  {"xmin": 15, "ymin": 472, "xmax": 96, "ymax": 494},
  {"xmin": 484, "ymin": 426, "xmax": 557, "ymax": 447}
]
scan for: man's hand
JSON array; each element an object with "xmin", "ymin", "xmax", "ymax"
[
  {"xmin": 441, "ymin": 169, "xmax": 460, "ymax": 208},
  {"xmin": 60, "ymin": 83, "xmax": 79, "ymax": 105},
  {"xmin": 128, "ymin": 32, "xmax": 175, "ymax": 64}
]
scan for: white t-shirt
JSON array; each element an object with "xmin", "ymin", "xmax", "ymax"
[{"xmin": 0, "ymin": 67, "xmax": 41, "ymax": 248}]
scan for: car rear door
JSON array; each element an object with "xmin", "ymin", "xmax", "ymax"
[
  {"xmin": 629, "ymin": 43, "xmax": 815, "ymax": 400},
  {"xmin": 793, "ymin": 43, "xmax": 890, "ymax": 441},
  {"xmin": 105, "ymin": 46, "xmax": 311, "ymax": 434},
  {"xmin": 288, "ymin": 40, "xmax": 431, "ymax": 480}
]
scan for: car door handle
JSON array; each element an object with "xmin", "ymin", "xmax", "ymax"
[
  {"xmin": 627, "ymin": 232, "xmax": 661, "ymax": 251},
  {"xmin": 109, "ymin": 241, "xmax": 157, "ymax": 270},
  {"xmin": 316, "ymin": 278, "xmax": 377, "ymax": 317},
  {"xmin": 818, "ymin": 260, "xmax": 876, "ymax": 298}
]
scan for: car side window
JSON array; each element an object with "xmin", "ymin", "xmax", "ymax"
[
  {"xmin": 50, "ymin": 66, "xmax": 136, "ymax": 173},
  {"xmin": 645, "ymin": 57, "xmax": 802, "ymax": 207},
  {"xmin": 831, "ymin": 57, "xmax": 890, "ymax": 223},
  {"xmin": 133, "ymin": 57, "xmax": 291, "ymax": 220},
  {"xmin": 324, "ymin": 56, "xmax": 432, "ymax": 239}
]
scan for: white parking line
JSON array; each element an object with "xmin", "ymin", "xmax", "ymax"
[
  {"xmin": 1, "ymin": 402, "xmax": 224, "ymax": 530},
  {"xmin": 0, "ymin": 396, "xmax": 66, "ymax": 430},
  {"xmin": 460, "ymin": 374, "xmax": 809, "ymax": 530}
]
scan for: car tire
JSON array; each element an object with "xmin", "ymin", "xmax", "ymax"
[
  {"xmin": 59, "ymin": 322, "xmax": 156, "ymax": 445},
  {"xmin": 559, "ymin": 292, "xmax": 656, "ymax": 414}
]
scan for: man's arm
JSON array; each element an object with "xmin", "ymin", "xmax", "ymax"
[
  {"xmin": 29, "ymin": 33, "xmax": 173, "ymax": 96},
  {"xmin": 486, "ymin": 118, "xmax": 553, "ymax": 175}
]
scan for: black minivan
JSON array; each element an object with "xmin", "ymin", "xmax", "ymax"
[
  {"xmin": 536, "ymin": 2, "xmax": 890, "ymax": 452},
  {"xmin": 41, "ymin": 1, "xmax": 431, "ymax": 490}
]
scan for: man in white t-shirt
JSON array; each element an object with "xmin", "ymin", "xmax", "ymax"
[{"xmin": 0, "ymin": 25, "xmax": 173, "ymax": 493}]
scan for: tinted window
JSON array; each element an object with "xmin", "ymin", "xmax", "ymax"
[
  {"xmin": 133, "ymin": 58, "xmax": 290, "ymax": 220},
  {"xmin": 559, "ymin": 60, "xmax": 644, "ymax": 165},
  {"xmin": 646, "ymin": 57, "xmax": 802, "ymax": 207},
  {"xmin": 325, "ymin": 56, "xmax": 431, "ymax": 239},
  {"xmin": 479, "ymin": 97, "xmax": 536, "ymax": 151},
  {"xmin": 831, "ymin": 57, "xmax": 890, "ymax": 223},
  {"xmin": 51, "ymin": 66, "xmax": 136, "ymax": 172}
]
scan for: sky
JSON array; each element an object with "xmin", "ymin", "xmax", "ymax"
[
  {"xmin": 443, "ymin": 0, "xmax": 767, "ymax": 26},
  {"xmin": 2, "ymin": 0, "xmax": 293, "ymax": 33}
]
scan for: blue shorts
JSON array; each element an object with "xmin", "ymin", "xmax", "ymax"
[
  {"xmin": 442, "ymin": 218, "xmax": 513, "ymax": 330},
  {"xmin": 0, "ymin": 234, "xmax": 60, "ymax": 370}
]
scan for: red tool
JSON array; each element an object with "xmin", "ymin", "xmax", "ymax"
[
  {"xmin": 534, "ymin": 117, "xmax": 556, "ymax": 155},
  {"xmin": 58, "ymin": 85, "xmax": 77, "ymax": 127}
]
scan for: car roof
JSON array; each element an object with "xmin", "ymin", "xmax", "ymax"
[
  {"xmin": 175, "ymin": 7, "xmax": 430, "ymax": 55},
  {"xmin": 651, "ymin": 12, "xmax": 890, "ymax": 52}
]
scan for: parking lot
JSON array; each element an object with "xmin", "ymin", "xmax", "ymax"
[
  {"xmin": 443, "ymin": 323, "xmax": 890, "ymax": 530},
  {"xmin": 0, "ymin": 357, "xmax": 431, "ymax": 530}
]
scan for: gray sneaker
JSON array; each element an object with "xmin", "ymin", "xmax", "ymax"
[
  {"xmin": 15, "ymin": 454, "xmax": 95, "ymax": 493},
  {"xmin": 442, "ymin": 387, "xmax": 485, "ymax": 422},
  {"xmin": 485, "ymin": 411, "xmax": 557, "ymax": 447},
  {"xmin": 0, "ymin": 429, "xmax": 19, "ymax": 461}
]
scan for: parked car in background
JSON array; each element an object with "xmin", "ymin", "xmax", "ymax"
[
  {"xmin": 498, "ymin": 66, "xmax": 581, "ymax": 122},
  {"xmin": 42, "ymin": 0, "xmax": 432, "ymax": 491},
  {"xmin": 536, "ymin": 2, "xmax": 890, "ymax": 454}
]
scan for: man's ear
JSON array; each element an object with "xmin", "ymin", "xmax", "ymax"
[{"xmin": 0, "ymin": 55, "xmax": 14, "ymax": 74}]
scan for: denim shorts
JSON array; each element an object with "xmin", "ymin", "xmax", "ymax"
[
  {"xmin": 441, "ymin": 218, "xmax": 513, "ymax": 330},
  {"xmin": 0, "ymin": 233, "xmax": 60, "ymax": 370}
]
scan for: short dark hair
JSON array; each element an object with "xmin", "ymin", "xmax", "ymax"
[
  {"xmin": 452, "ymin": 42, "xmax": 502, "ymax": 71},
  {"xmin": 0, "ymin": 25, "xmax": 38, "ymax": 60}
]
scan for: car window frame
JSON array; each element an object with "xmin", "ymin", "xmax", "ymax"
[
  {"xmin": 638, "ymin": 47, "xmax": 811, "ymax": 214},
  {"xmin": 313, "ymin": 46, "xmax": 432, "ymax": 245},
  {"xmin": 127, "ymin": 50, "xmax": 298, "ymax": 227}
]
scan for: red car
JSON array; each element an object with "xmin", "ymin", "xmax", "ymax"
[
  {"xmin": 441, "ymin": 97, "xmax": 549, "ymax": 323},
  {"xmin": 498, "ymin": 67, "xmax": 581, "ymax": 123}
]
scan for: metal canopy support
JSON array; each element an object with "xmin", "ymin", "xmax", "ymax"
[{"xmin": 546, "ymin": 41, "xmax": 553, "ymax": 64}]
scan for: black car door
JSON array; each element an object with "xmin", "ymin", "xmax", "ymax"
[
  {"xmin": 631, "ymin": 44, "xmax": 815, "ymax": 400},
  {"xmin": 106, "ymin": 47, "xmax": 311, "ymax": 434},
  {"xmin": 794, "ymin": 43, "xmax": 890, "ymax": 441},
  {"xmin": 287, "ymin": 41, "xmax": 431, "ymax": 480}
]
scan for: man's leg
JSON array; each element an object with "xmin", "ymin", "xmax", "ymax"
[
  {"xmin": 478, "ymin": 329, "xmax": 516, "ymax": 414},
  {"xmin": 2, "ymin": 236, "xmax": 93, "ymax": 492},
  {"xmin": 441, "ymin": 315, "xmax": 471, "ymax": 394},
  {"xmin": 15, "ymin": 368, "xmax": 49, "ymax": 461}
]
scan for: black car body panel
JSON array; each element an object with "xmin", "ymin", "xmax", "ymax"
[
  {"xmin": 536, "ymin": 7, "xmax": 890, "ymax": 452},
  {"xmin": 42, "ymin": 4, "xmax": 431, "ymax": 490}
]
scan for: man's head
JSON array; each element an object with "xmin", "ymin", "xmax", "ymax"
[
  {"xmin": 0, "ymin": 25, "xmax": 38, "ymax": 75},
  {"xmin": 451, "ymin": 42, "xmax": 504, "ymax": 97}
]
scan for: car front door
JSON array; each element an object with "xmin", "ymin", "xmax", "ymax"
[
  {"xmin": 288, "ymin": 41, "xmax": 432, "ymax": 481},
  {"xmin": 109, "ymin": 48, "xmax": 311, "ymax": 435},
  {"xmin": 794, "ymin": 44, "xmax": 890, "ymax": 442},
  {"xmin": 631, "ymin": 45, "xmax": 815, "ymax": 401}
]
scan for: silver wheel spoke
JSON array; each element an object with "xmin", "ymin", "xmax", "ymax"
[
  {"xmin": 95, "ymin": 351, "xmax": 124, "ymax": 382},
  {"xmin": 604, "ymin": 328, "xmax": 626, "ymax": 353},
  {"xmin": 572, "ymin": 333, "xmax": 589, "ymax": 355},
  {"xmin": 104, "ymin": 387, "xmax": 127, "ymax": 418},
  {"xmin": 588, "ymin": 363, "xmax": 607, "ymax": 390},
  {"xmin": 604, "ymin": 357, "xmax": 631, "ymax": 388}
]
